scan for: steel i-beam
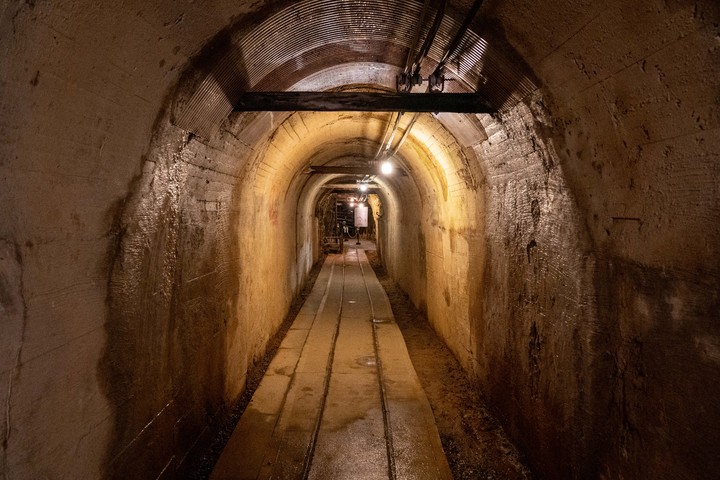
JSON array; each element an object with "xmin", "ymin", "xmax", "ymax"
[{"xmin": 234, "ymin": 92, "xmax": 495, "ymax": 114}]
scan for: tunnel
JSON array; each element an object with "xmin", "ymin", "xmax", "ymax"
[{"xmin": 1, "ymin": 0, "xmax": 719, "ymax": 478}]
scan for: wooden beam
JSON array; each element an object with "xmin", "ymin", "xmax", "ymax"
[
  {"xmin": 307, "ymin": 166, "xmax": 407, "ymax": 176},
  {"xmin": 234, "ymin": 92, "xmax": 495, "ymax": 113}
]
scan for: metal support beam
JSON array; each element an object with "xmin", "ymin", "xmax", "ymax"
[
  {"xmin": 322, "ymin": 184, "xmax": 380, "ymax": 190},
  {"xmin": 235, "ymin": 92, "xmax": 494, "ymax": 113},
  {"xmin": 307, "ymin": 165, "xmax": 407, "ymax": 176}
]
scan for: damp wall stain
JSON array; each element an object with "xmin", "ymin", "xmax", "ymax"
[
  {"xmin": 0, "ymin": 240, "xmax": 26, "ymax": 465},
  {"xmin": 99, "ymin": 119, "xmax": 243, "ymax": 479},
  {"xmin": 591, "ymin": 257, "xmax": 720, "ymax": 480},
  {"xmin": 474, "ymin": 97, "xmax": 602, "ymax": 479},
  {"xmin": 470, "ymin": 86, "xmax": 720, "ymax": 479}
]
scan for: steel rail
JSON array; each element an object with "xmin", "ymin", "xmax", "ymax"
[
  {"xmin": 355, "ymin": 250, "xmax": 397, "ymax": 480},
  {"xmin": 301, "ymin": 254, "xmax": 345, "ymax": 479}
]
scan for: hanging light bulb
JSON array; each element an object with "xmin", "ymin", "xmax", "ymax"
[
  {"xmin": 381, "ymin": 160, "xmax": 394, "ymax": 175},
  {"xmin": 359, "ymin": 183, "xmax": 368, "ymax": 192}
]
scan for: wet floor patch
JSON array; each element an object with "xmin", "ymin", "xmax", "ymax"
[
  {"xmin": 372, "ymin": 317, "xmax": 392, "ymax": 324},
  {"xmin": 355, "ymin": 355, "xmax": 377, "ymax": 367}
]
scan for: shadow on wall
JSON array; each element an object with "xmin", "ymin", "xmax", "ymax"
[
  {"xmin": 589, "ymin": 258, "xmax": 720, "ymax": 479},
  {"xmin": 172, "ymin": 29, "xmax": 251, "ymax": 139},
  {"xmin": 474, "ymin": 87, "xmax": 720, "ymax": 480},
  {"xmin": 98, "ymin": 118, "xmax": 242, "ymax": 478}
]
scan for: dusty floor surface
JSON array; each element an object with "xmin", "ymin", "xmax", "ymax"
[
  {"xmin": 366, "ymin": 251, "xmax": 533, "ymax": 480},
  {"xmin": 189, "ymin": 251, "xmax": 532, "ymax": 479}
]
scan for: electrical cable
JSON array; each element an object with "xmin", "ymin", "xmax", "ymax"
[
  {"xmin": 403, "ymin": 0, "xmax": 431, "ymax": 74},
  {"xmin": 432, "ymin": 0, "xmax": 484, "ymax": 77},
  {"xmin": 411, "ymin": 0, "xmax": 447, "ymax": 77}
]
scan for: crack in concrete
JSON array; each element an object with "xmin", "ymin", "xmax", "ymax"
[
  {"xmin": 1, "ymin": 240, "xmax": 27, "ymax": 477},
  {"xmin": 3, "ymin": 347, "xmax": 20, "ymax": 450}
]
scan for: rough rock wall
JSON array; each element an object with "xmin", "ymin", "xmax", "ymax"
[
  {"xmin": 382, "ymin": 117, "xmax": 488, "ymax": 374},
  {"xmin": 0, "ymin": 1, "xmax": 181, "ymax": 476},
  {"xmin": 0, "ymin": 241, "xmax": 24, "ymax": 475},
  {"xmin": 100, "ymin": 103, "xmax": 315, "ymax": 478},
  {"xmin": 383, "ymin": 181, "xmax": 427, "ymax": 312},
  {"xmin": 420, "ymin": 153, "xmax": 487, "ymax": 373},
  {"xmin": 463, "ymin": 1, "xmax": 720, "ymax": 477},
  {"xmin": 0, "ymin": 0, "xmax": 318, "ymax": 475},
  {"xmin": 0, "ymin": 0, "xmax": 286, "ymax": 475},
  {"xmin": 475, "ymin": 100, "xmax": 600, "ymax": 478},
  {"xmin": 464, "ymin": 81, "xmax": 718, "ymax": 480},
  {"xmin": 101, "ymin": 118, "xmax": 252, "ymax": 478}
]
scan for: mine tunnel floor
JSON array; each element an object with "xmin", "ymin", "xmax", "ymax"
[
  {"xmin": 211, "ymin": 246, "xmax": 452, "ymax": 479},
  {"xmin": 208, "ymin": 242, "xmax": 532, "ymax": 479},
  {"xmin": 365, "ymin": 251, "xmax": 533, "ymax": 480}
]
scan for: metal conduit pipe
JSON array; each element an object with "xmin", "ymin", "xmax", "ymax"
[
  {"xmin": 384, "ymin": 0, "xmax": 445, "ymax": 156},
  {"xmin": 432, "ymin": 0, "xmax": 485, "ymax": 77},
  {"xmin": 381, "ymin": 0, "xmax": 450, "ymax": 158},
  {"xmin": 383, "ymin": 0, "xmax": 483, "ymax": 161},
  {"xmin": 390, "ymin": 112, "xmax": 420, "ymax": 156},
  {"xmin": 403, "ymin": 0, "xmax": 432, "ymax": 74},
  {"xmin": 375, "ymin": 112, "xmax": 398, "ymax": 159},
  {"xmin": 390, "ymin": 0, "xmax": 485, "ymax": 155},
  {"xmin": 384, "ymin": 112, "xmax": 405, "ymax": 152},
  {"xmin": 411, "ymin": 0, "xmax": 447, "ymax": 77}
]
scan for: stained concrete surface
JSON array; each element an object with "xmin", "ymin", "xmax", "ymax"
[{"xmin": 211, "ymin": 248, "xmax": 451, "ymax": 480}]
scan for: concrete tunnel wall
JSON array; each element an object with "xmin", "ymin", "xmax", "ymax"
[{"xmin": 1, "ymin": 1, "xmax": 719, "ymax": 479}]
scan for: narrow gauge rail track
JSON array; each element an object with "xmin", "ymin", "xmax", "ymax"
[
  {"xmin": 301, "ymin": 250, "xmax": 397, "ymax": 480},
  {"xmin": 210, "ymin": 246, "xmax": 451, "ymax": 480}
]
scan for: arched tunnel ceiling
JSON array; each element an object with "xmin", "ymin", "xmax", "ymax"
[
  {"xmin": 167, "ymin": 0, "xmax": 539, "ymax": 219},
  {"xmin": 173, "ymin": 0, "xmax": 537, "ymax": 138},
  {"xmin": 214, "ymin": 61, "xmax": 492, "ymax": 225},
  {"xmin": 240, "ymin": 109, "xmax": 474, "ymax": 214}
]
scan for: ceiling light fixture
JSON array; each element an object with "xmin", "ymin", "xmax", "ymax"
[{"xmin": 380, "ymin": 161, "xmax": 394, "ymax": 175}]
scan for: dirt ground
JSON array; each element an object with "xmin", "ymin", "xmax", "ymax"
[
  {"xmin": 190, "ymin": 251, "xmax": 533, "ymax": 479},
  {"xmin": 366, "ymin": 251, "xmax": 533, "ymax": 480}
]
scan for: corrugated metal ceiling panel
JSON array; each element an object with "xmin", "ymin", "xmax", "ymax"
[{"xmin": 174, "ymin": 0, "xmax": 537, "ymax": 138}]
